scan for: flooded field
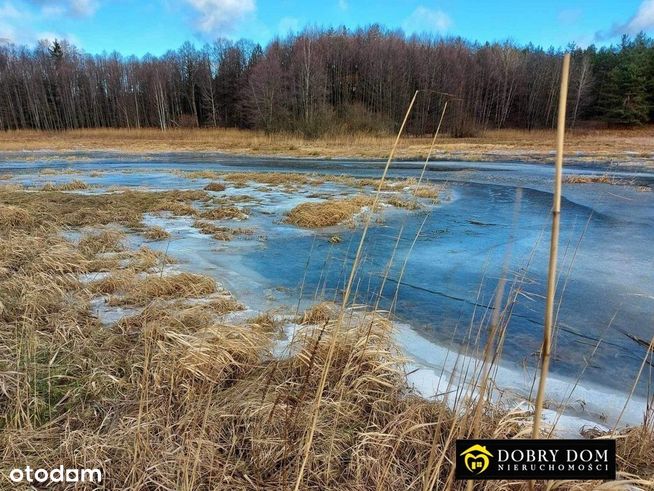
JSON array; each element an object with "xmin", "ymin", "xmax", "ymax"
[{"xmin": 1, "ymin": 153, "xmax": 653, "ymax": 431}]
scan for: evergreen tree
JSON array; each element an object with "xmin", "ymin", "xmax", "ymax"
[
  {"xmin": 48, "ymin": 39, "xmax": 64, "ymax": 61},
  {"xmin": 597, "ymin": 35, "xmax": 651, "ymax": 125}
]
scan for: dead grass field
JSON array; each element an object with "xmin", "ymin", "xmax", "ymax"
[{"xmin": 2, "ymin": 127, "xmax": 654, "ymax": 163}]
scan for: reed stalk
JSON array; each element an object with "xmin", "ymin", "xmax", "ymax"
[{"xmin": 531, "ymin": 53, "xmax": 571, "ymax": 439}]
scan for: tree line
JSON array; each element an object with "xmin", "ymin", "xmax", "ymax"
[{"xmin": 0, "ymin": 26, "xmax": 653, "ymax": 136}]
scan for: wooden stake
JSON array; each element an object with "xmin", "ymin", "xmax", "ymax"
[{"xmin": 531, "ymin": 53, "xmax": 571, "ymax": 439}]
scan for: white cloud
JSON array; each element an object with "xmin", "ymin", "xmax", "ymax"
[
  {"xmin": 183, "ymin": 0, "xmax": 255, "ymax": 35},
  {"xmin": 26, "ymin": 0, "xmax": 100, "ymax": 18},
  {"xmin": 0, "ymin": 1, "xmax": 87, "ymax": 46},
  {"xmin": 597, "ymin": 0, "xmax": 654, "ymax": 39},
  {"xmin": 338, "ymin": 0, "xmax": 347, "ymax": 11},
  {"xmin": 402, "ymin": 6, "xmax": 452, "ymax": 35}
]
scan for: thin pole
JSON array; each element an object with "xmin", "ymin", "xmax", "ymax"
[{"xmin": 531, "ymin": 53, "xmax": 571, "ymax": 439}]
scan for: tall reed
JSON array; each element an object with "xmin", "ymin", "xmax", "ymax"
[{"xmin": 531, "ymin": 53, "xmax": 571, "ymax": 438}]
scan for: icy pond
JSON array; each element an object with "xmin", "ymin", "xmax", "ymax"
[{"xmin": 1, "ymin": 153, "xmax": 653, "ymax": 432}]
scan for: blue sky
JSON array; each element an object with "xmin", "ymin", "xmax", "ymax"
[{"xmin": 1, "ymin": 0, "xmax": 653, "ymax": 56}]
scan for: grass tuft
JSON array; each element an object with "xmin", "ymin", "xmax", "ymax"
[
  {"xmin": 143, "ymin": 225, "xmax": 171, "ymax": 241},
  {"xmin": 41, "ymin": 179, "xmax": 89, "ymax": 191},
  {"xmin": 204, "ymin": 182, "xmax": 226, "ymax": 192},
  {"xmin": 285, "ymin": 196, "xmax": 375, "ymax": 228}
]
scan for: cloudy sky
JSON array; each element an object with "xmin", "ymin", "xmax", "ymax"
[{"xmin": 1, "ymin": 0, "xmax": 653, "ymax": 55}]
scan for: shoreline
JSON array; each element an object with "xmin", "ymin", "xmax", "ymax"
[
  {"xmin": 2, "ymin": 149, "xmax": 654, "ymax": 173},
  {"xmin": 1, "ymin": 127, "xmax": 653, "ymax": 168}
]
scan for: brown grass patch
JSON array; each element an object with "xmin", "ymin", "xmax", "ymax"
[
  {"xmin": 206, "ymin": 296, "xmax": 245, "ymax": 315},
  {"xmin": 247, "ymin": 311, "xmax": 281, "ymax": 333},
  {"xmin": 107, "ymin": 272, "xmax": 217, "ymax": 306},
  {"xmin": 194, "ymin": 220, "xmax": 253, "ymax": 241},
  {"xmin": 199, "ymin": 205, "xmax": 248, "ymax": 220},
  {"xmin": 204, "ymin": 182, "xmax": 226, "ymax": 192},
  {"xmin": 285, "ymin": 196, "xmax": 375, "ymax": 228},
  {"xmin": 564, "ymin": 174, "xmax": 616, "ymax": 184},
  {"xmin": 386, "ymin": 196, "xmax": 420, "ymax": 210},
  {"xmin": 413, "ymin": 185, "xmax": 440, "ymax": 199},
  {"xmin": 0, "ymin": 188, "xmax": 209, "ymax": 228},
  {"xmin": 78, "ymin": 229, "xmax": 125, "ymax": 256},
  {"xmin": 41, "ymin": 179, "xmax": 89, "ymax": 191},
  {"xmin": 300, "ymin": 302, "xmax": 339, "ymax": 325},
  {"xmin": 143, "ymin": 225, "xmax": 171, "ymax": 241},
  {"xmin": 0, "ymin": 204, "xmax": 34, "ymax": 230}
]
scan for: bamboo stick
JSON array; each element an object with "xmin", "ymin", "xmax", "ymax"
[{"xmin": 531, "ymin": 53, "xmax": 571, "ymax": 439}]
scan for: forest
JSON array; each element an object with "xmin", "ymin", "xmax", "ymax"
[{"xmin": 0, "ymin": 26, "xmax": 653, "ymax": 136}]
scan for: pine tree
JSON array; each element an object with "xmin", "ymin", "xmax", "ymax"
[
  {"xmin": 48, "ymin": 39, "xmax": 64, "ymax": 61},
  {"xmin": 598, "ymin": 35, "xmax": 651, "ymax": 125}
]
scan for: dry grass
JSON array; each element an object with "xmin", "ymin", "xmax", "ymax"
[
  {"xmin": 413, "ymin": 185, "xmax": 441, "ymax": 199},
  {"xmin": 0, "ymin": 188, "xmax": 209, "ymax": 228},
  {"xmin": 300, "ymin": 301, "xmax": 339, "ymax": 325},
  {"xmin": 205, "ymin": 296, "xmax": 245, "ymax": 315},
  {"xmin": 285, "ymin": 196, "xmax": 375, "ymax": 228},
  {"xmin": 204, "ymin": 181, "xmax": 226, "ymax": 192},
  {"xmin": 199, "ymin": 205, "xmax": 248, "ymax": 220},
  {"xmin": 221, "ymin": 171, "xmax": 415, "ymax": 191},
  {"xmin": 387, "ymin": 196, "xmax": 421, "ymax": 209},
  {"xmin": 247, "ymin": 311, "xmax": 281, "ymax": 333},
  {"xmin": 104, "ymin": 272, "xmax": 217, "ymax": 306},
  {"xmin": 41, "ymin": 179, "xmax": 89, "ymax": 191},
  {"xmin": 143, "ymin": 225, "xmax": 171, "ymax": 241},
  {"xmin": 194, "ymin": 219, "xmax": 254, "ymax": 241},
  {"xmin": 563, "ymin": 174, "xmax": 622, "ymax": 184},
  {"xmin": 78, "ymin": 229, "xmax": 125, "ymax": 256},
  {"xmin": 0, "ymin": 204, "xmax": 34, "ymax": 229},
  {"xmin": 1, "ymin": 127, "xmax": 654, "ymax": 164}
]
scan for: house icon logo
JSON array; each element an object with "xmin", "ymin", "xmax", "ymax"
[{"xmin": 460, "ymin": 444, "xmax": 494, "ymax": 474}]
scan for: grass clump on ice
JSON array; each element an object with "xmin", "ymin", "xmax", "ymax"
[
  {"xmin": 412, "ymin": 185, "xmax": 440, "ymax": 199},
  {"xmin": 386, "ymin": 196, "xmax": 421, "ymax": 210},
  {"xmin": 199, "ymin": 205, "xmax": 248, "ymax": 220},
  {"xmin": 194, "ymin": 219, "xmax": 254, "ymax": 241},
  {"xmin": 285, "ymin": 196, "xmax": 375, "ymax": 228},
  {"xmin": 41, "ymin": 179, "xmax": 89, "ymax": 191},
  {"xmin": 204, "ymin": 181, "xmax": 226, "ymax": 192},
  {"xmin": 143, "ymin": 225, "xmax": 171, "ymax": 241}
]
